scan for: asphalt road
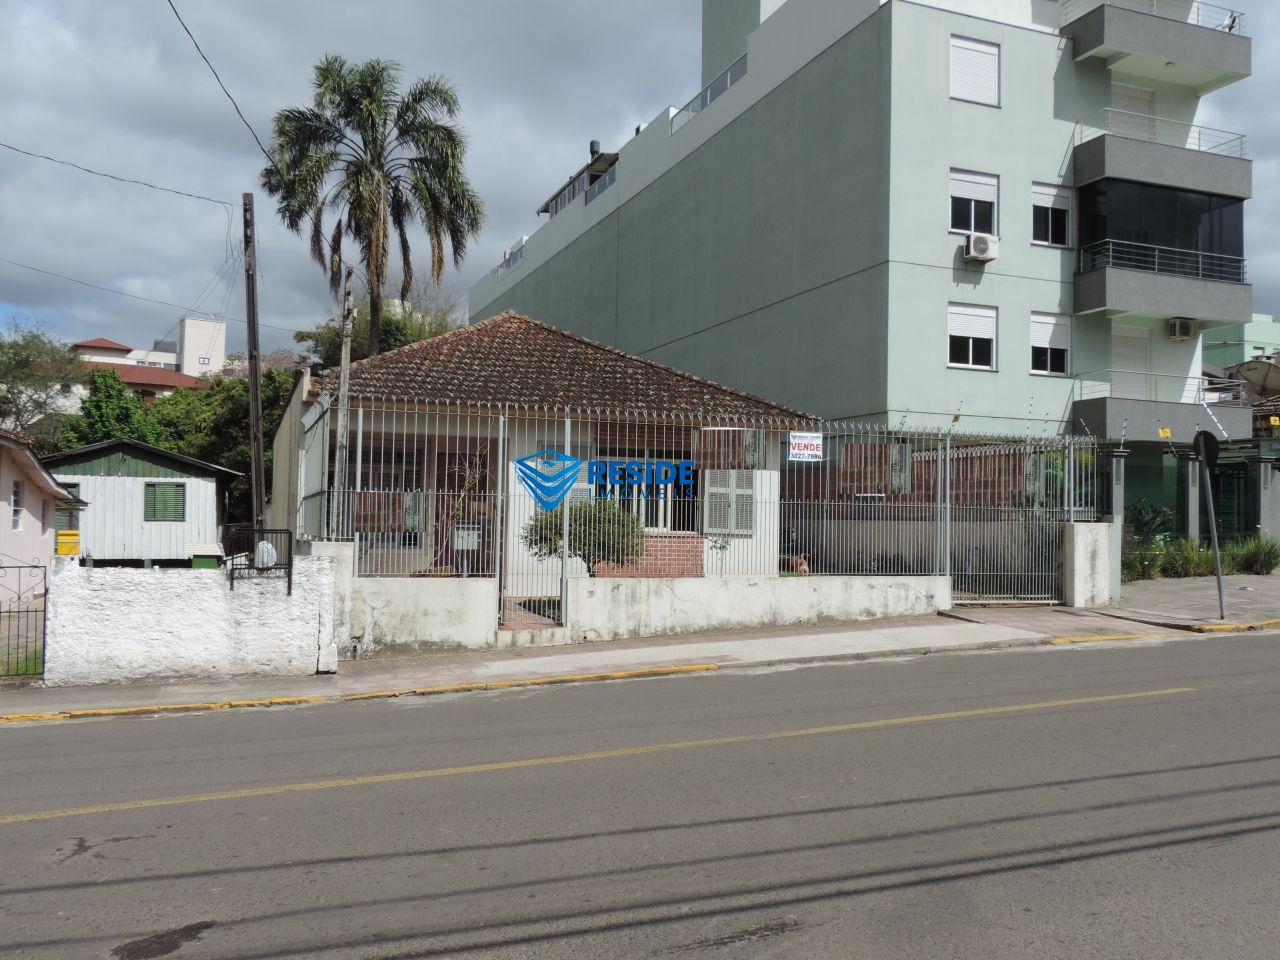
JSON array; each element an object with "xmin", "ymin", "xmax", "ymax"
[{"xmin": 2, "ymin": 633, "xmax": 1279, "ymax": 959}]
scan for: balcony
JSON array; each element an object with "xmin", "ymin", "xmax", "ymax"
[
  {"xmin": 1075, "ymin": 240, "xmax": 1252, "ymax": 326},
  {"xmin": 671, "ymin": 53, "xmax": 748, "ymax": 134},
  {"xmin": 1060, "ymin": 0, "xmax": 1250, "ymax": 94},
  {"xmin": 1074, "ymin": 109, "xmax": 1250, "ymax": 198},
  {"xmin": 1072, "ymin": 369, "xmax": 1252, "ymax": 443}
]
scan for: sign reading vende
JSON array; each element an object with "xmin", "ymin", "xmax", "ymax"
[{"xmin": 788, "ymin": 432, "xmax": 824, "ymax": 462}]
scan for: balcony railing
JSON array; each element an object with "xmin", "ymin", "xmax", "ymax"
[
  {"xmin": 1079, "ymin": 239, "xmax": 1247, "ymax": 284},
  {"xmin": 1077, "ymin": 108, "xmax": 1247, "ymax": 158},
  {"xmin": 671, "ymin": 53, "xmax": 748, "ymax": 134},
  {"xmin": 1075, "ymin": 369, "xmax": 1249, "ymax": 406},
  {"xmin": 1061, "ymin": 0, "xmax": 1247, "ymax": 35}
]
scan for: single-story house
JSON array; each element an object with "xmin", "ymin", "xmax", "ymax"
[
  {"xmin": 0, "ymin": 427, "xmax": 84, "ymax": 569},
  {"xmin": 42, "ymin": 439, "xmax": 240, "ymax": 565}
]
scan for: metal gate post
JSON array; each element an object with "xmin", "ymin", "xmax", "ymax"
[
  {"xmin": 944, "ymin": 435, "xmax": 953, "ymax": 579},
  {"xmin": 560, "ymin": 414, "xmax": 571, "ymax": 627},
  {"xmin": 494, "ymin": 412, "xmax": 507, "ymax": 625}
]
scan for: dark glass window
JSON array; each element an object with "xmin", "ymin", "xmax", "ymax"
[
  {"xmin": 950, "ymin": 335, "xmax": 994, "ymax": 369},
  {"xmin": 1032, "ymin": 346, "xmax": 1068, "ymax": 375},
  {"xmin": 1033, "ymin": 206, "xmax": 1069, "ymax": 246},
  {"xmin": 953, "ymin": 197, "xmax": 995, "ymax": 233},
  {"xmin": 1077, "ymin": 180, "xmax": 1243, "ymax": 256}
]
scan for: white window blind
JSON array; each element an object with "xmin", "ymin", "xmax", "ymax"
[
  {"xmin": 948, "ymin": 304, "xmax": 997, "ymax": 339},
  {"xmin": 950, "ymin": 171, "xmax": 998, "ymax": 204},
  {"xmin": 703, "ymin": 470, "xmax": 755, "ymax": 536},
  {"xmin": 950, "ymin": 37, "xmax": 1000, "ymax": 106},
  {"xmin": 1031, "ymin": 183, "xmax": 1071, "ymax": 210},
  {"xmin": 1030, "ymin": 313, "xmax": 1070, "ymax": 350}
]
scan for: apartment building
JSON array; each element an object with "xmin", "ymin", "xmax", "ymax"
[{"xmin": 470, "ymin": 0, "xmax": 1253, "ymax": 517}]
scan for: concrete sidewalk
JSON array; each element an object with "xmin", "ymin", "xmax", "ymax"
[
  {"xmin": 1110, "ymin": 573, "xmax": 1280, "ymax": 631},
  {"xmin": 0, "ymin": 616, "xmax": 1066, "ymax": 723}
]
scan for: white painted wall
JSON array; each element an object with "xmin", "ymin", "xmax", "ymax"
[
  {"xmin": 43, "ymin": 557, "xmax": 336, "ymax": 685},
  {"xmin": 349, "ymin": 577, "xmax": 498, "ymax": 656},
  {"xmin": 54, "ymin": 473, "xmax": 221, "ymax": 561},
  {"xmin": 567, "ymin": 574, "xmax": 951, "ymax": 642},
  {"xmin": 0, "ymin": 447, "xmax": 56, "ymax": 568},
  {"xmin": 179, "ymin": 316, "xmax": 226, "ymax": 377}
]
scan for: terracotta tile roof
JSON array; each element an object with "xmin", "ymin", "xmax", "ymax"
[
  {"xmin": 312, "ymin": 312, "xmax": 812, "ymax": 422},
  {"xmin": 74, "ymin": 336, "xmax": 133, "ymax": 351},
  {"xmin": 0, "ymin": 426, "xmax": 34, "ymax": 446},
  {"xmin": 85, "ymin": 362, "xmax": 208, "ymax": 390}
]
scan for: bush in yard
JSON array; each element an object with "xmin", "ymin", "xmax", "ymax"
[
  {"xmin": 1222, "ymin": 537, "xmax": 1280, "ymax": 576},
  {"xmin": 1122, "ymin": 541, "xmax": 1165, "ymax": 583},
  {"xmin": 1125, "ymin": 500, "xmax": 1174, "ymax": 543},
  {"xmin": 1160, "ymin": 539, "xmax": 1215, "ymax": 579},
  {"xmin": 522, "ymin": 499, "xmax": 645, "ymax": 576}
]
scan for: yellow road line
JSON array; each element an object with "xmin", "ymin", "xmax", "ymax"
[
  {"xmin": 0, "ymin": 687, "xmax": 1193, "ymax": 826},
  {"xmin": 0, "ymin": 665, "xmax": 720, "ymax": 726},
  {"xmin": 1050, "ymin": 633, "xmax": 1172, "ymax": 645}
]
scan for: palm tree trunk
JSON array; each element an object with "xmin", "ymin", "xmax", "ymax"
[{"xmin": 368, "ymin": 283, "xmax": 384, "ymax": 356}]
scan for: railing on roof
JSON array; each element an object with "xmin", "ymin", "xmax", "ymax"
[
  {"xmin": 671, "ymin": 53, "xmax": 749, "ymax": 134},
  {"xmin": 1060, "ymin": 0, "xmax": 1247, "ymax": 35},
  {"xmin": 1074, "ymin": 369, "xmax": 1249, "ymax": 406},
  {"xmin": 1076, "ymin": 108, "xmax": 1247, "ymax": 158},
  {"xmin": 584, "ymin": 165, "xmax": 616, "ymax": 205}
]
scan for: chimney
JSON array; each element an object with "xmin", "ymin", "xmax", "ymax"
[{"xmin": 589, "ymin": 140, "xmax": 601, "ymax": 159}]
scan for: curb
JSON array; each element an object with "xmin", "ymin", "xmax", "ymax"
[
  {"xmin": 1191, "ymin": 618, "xmax": 1280, "ymax": 634},
  {"xmin": 0, "ymin": 664, "xmax": 719, "ymax": 727}
]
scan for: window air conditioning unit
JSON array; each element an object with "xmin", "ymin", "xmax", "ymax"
[
  {"xmin": 965, "ymin": 233, "xmax": 1000, "ymax": 262},
  {"xmin": 1167, "ymin": 318, "xmax": 1195, "ymax": 342}
]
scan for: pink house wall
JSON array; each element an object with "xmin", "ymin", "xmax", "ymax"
[{"xmin": 0, "ymin": 447, "xmax": 57, "ymax": 569}]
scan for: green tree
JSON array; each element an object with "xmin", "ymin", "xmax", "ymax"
[
  {"xmin": 60, "ymin": 368, "xmax": 160, "ymax": 449},
  {"xmin": 522, "ymin": 500, "xmax": 646, "ymax": 577},
  {"xmin": 261, "ymin": 55, "xmax": 484, "ymax": 357},
  {"xmin": 0, "ymin": 319, "xmax": 86, "ymax": 450},
  {"xmin": 294, "ymin": 286, "xmax": 460, "ymax": 369}
]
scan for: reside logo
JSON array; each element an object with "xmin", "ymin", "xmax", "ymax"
[{"xmin": 514, "ymin": 450, "xmax": 697, "ymax": 511}]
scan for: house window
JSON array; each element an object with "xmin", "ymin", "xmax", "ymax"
[
  {"xmin": 950, "ymin": 171, "xmax": 998, "ymax": 234},
  {"xmin": 199, "ymin": 357, "xmax": 210, "ymax": 365},
  {"xmin": 55, "ymin": 483, "xmax": 80, "ymax": 532},
  {"xmin": 144, "ymin": 482, "xmax": 186, "ymax": 522},
  {"xmin": 950, "ymin": 37, "xmax": 1000, "ymax": 107},
  {"xmin": 948, "ymin": 303, "xmax": 998, "ymax": 370},
  {"xmin": 10, "ymin": 480, "xmax": 23, "ymax": 530},
  {"xmin": 1031, "ymin": 313, "xmax": 1071, "ymax": 376},
  {"xmin": 1032, "ymin": 183, "xmax": 1071, "ymax": 247},
  {"xmin": 702, "ymin": 470, "xmax": 755, "ymax": 536}
]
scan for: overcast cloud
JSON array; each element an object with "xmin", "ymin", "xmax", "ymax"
[{"xmin": 0, "ymin": 1, "xmax": 1273, "ymax": 358}]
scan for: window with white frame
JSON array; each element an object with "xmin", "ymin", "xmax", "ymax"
[
  {"xmin": 950, "ymin": 37, "xmax": 1000, "ymax": 106},
  {"xmin": 11, "ymin": 480, "xmax": 23, "ymax": 530},
  {"xmin": 1030, "ymin": 313, "xmax": 1071, "ymax": 376},
  {"xmin": 950, "ymin": 171, "xmax": 998, "ymax": 234},
  {"xmin": 948, "ymin": 304, "xmax": 997, "ymax": 370},
  {"xmin": 702, "ymin": 470, "xmax": 755, "ymax": 536},
  {"xmin": 1032, "ymin": 183, "xmax": 1071, "ymax": 247}
]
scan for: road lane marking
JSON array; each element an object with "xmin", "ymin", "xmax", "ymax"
[{"xmin": 0, "ymin": 687, "xmax": 1193, "ymax": 826}]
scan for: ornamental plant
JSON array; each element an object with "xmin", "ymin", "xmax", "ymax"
[{"xmin": 522, "ymin": 499, "xmax": 645, "ymax": 576}]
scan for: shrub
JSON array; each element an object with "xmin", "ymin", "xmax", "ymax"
[
  {"xmin": 1122, "ymin": 541, "xmax": 1165, "ymax": 583},
  {"xmin": 1125, "ymin": 500, "xmax": 1174, "ymax": 543},
  {"xmin": 1160, "ymin": 539, "xmax": 1215, "ymax": 579},
  {"xmin": 1222, "ymin": 536, "xmax": 1280, "ymax": 576},
  {"xmin": 522, "ymin": 499, "xmax": 645, "ymax": 576}
]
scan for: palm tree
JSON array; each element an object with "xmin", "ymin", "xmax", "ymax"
[{"xmin": 262, "ymin": 55, "xmax": 484, "ymax": 355}]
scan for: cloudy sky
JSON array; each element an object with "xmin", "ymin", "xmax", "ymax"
[{"xmin": 0, "ymin": 1, "xmax": 1274, "ymax": 357}]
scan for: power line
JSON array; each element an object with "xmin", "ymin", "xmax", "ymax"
[
  {"xmin": 0, "ymin": 255, "xmax": 304, "ymax": 335},
  {"xmin": 0, "ymin": 140, "xmax": 233, "ymax": 207},
  {"xmin": 163, "ymin": 0, "xmax": 273, "ymax": 165}
]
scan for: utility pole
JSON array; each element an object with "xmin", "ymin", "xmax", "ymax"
[
  {"xmin": 330, "ymin": 267, "xmax": 355, "ymax": 537},
  {"xmin": 242, "ymin": 192, "xmax": 267, "ymax": 535}
]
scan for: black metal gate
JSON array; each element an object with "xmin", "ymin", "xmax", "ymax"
[{"xmin": 1, "ymin": 564, "xmax": 47, "ymax": 677}]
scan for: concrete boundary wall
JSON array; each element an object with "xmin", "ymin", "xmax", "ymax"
[
  {"xmin": 349, "ymin": 577, "xmax": 498, "ymax": 657},
  {"xmin": 44, "ymin": 558, "xmax": 336, "ymax": 686},
  {"xmin": 1063, "ymin": 521, "xmax": 1113, "ymax": 608},
  {"xmin": 567, "ymin": 575, "xmax": 951, "ymax": 643}
]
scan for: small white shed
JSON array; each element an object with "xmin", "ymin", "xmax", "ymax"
[{"xmin": 43, "ymin": 439, "xmax": 240, "ymax": 563}]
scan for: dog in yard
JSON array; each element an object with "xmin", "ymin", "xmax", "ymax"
[{"xmin": 789, "ymin": 553, "xmax": 811, "ymax": 576}]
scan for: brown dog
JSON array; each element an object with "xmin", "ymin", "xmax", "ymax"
[{"xmin": 790, "ymin": 553, "xmax": 811, "ymax": 576}]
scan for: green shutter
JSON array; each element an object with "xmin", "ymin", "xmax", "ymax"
[{"xmin": 144, "ymin": 482, "xmax": 186, "ymax": 522}]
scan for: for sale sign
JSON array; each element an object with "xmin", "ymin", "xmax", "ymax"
[{"xmin": 788, "ymin": 432, "xmax": 824, "ymax": 462}]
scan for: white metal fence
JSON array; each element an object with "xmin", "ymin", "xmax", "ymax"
[{"xmin": 295, "ymin": 399, "xmax": 1101, "ymax": 614}]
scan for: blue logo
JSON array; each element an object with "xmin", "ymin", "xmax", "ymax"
[{"xmin": 514, "ymin": 449, "xmax": 585, "ymax": 511}]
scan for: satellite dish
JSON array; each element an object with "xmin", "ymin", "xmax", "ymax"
[{"xmin": 1227, "ymin": 358, "xmax": 1280, "ymax": 399}]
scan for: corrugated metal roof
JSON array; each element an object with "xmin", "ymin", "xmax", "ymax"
[{"xmin": 42, "ymin": 439, "xmax": 241, "ymax": 479}]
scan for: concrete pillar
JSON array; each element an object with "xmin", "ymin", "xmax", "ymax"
[
  {"xmin": 1252, "ymin": 458, "xmax": 1277, "ymax": 540},
  {"xmin": 1063, "ymin": 522, "xmax": 1112, "ymax": 608},
  {"xmin": 1178, "ymin": 454, "xmax": 1201, "ymax": 543}
]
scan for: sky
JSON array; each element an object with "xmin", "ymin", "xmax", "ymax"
[{"xmin": 0, "ymin": 1, "xmax": 1275, "ymax": 358}]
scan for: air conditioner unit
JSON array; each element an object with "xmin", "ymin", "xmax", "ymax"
[
  {"xmin": 1167, "ymin": 318, "xmax": 1195, "ymax": 342},
  {"xmin": 965, "ymin": 233, "xmax": 1000, "ymax": 262}
]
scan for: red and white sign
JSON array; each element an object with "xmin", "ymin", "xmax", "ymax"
[{"xmin": 788, "ymin": 432, "xmax": 824, "ymax": 462}]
